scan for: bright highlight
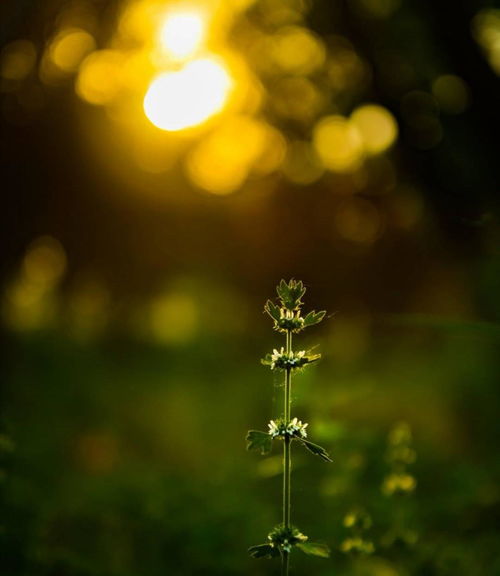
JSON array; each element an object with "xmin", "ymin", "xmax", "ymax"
[
  {"xmin": 144, "ymin": 58, "xmax": 232, "ymax": 131},
  {"xmin": 159, "ymin": 12, "xmax": 205, "ymax": 59}
]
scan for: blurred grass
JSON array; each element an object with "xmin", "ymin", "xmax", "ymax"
[{"xmin": 2, "ymin": 313, "xmax": 499, "ymax": 576}]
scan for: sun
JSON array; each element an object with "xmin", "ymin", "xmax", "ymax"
[
  {"xmin": 143, "ymin": 57, "xmax": 232, "ymax": 131},
  {"xmin": 159, "ymin": 11, "xmax": 205, "ymax": 60}
]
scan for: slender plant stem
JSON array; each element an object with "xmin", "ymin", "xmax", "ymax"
[
  {"xmin": 282, "ymin": 330, "xmax": 293, "ymax": 575},
  {"xmin": 282, "ymin": 549, "xmax": 290, "ymax": 576}
]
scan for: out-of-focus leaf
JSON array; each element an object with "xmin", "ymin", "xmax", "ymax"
[
  {"xmin": 297, "ymin": 438, "xmax": 332, "ymax": 462},
  {"xmin": 248, "ymin": 544, "xmax": 279, "ymax": 558},
  {"xmin": 297, "ymin": 541, "xmax": 330, "ymax": 558},
  {"xmin": 246, "ymin": 430, "xmax": 273, "ymax": 454}
]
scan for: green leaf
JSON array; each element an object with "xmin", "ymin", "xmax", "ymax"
[
  {"xmin": 246, "ymin": 430, "xmax": 273, "ymax": 455},
  {"xmin": 264, "ymin": 300, "xmax": 281, "ymax": 322},
  {"xmin": 303, "ymin": 352, "xmax": 321, "ymax": 366},
  {"xmin": 248, "ymin": 544, "xmax": 280, "ymax": 558},
  {"xmin": 276, "ymin": 279, "xmax": 306, "ymax": 310},
  {"xmin": 303, "ymin": 310, "xmax": 326, "ymax": 328},
  {"xmin": 297, "ymin": 542, "xmax": 331, "ymax": 558},
  {"xmin": 297, "ymin": 438, "xmax": 332, "ymax": 462}
]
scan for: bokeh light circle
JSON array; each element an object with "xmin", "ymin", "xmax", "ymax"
[{"xmin": 144, "ymin": 58, "xmax": 232, "ymax": 131}]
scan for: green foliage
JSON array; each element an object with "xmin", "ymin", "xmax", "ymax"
[
  {"xmin": 276, "ymin": 279, "xmax": 306, "ymax": 311},
  {"xmin": 296, "ymin": 541, "xmax": 331, "ymax": 558},
  {"xmin": 248, "ymin": 544, "xmax": 280, "ymax": 558},
  {"xmin": 303, "ymin": 310, "xmax": 326, "ymax": 328},
  {"xmin": 246, "ymin": 430, "xmax": 273, "ymax": 455},
  {"xmin": 296, "ymin": 437, "xmax": 332, "ymax": 462},
  {"xmin": 264, "ymin": 299, "xmax": 281, "ymax": 322}
]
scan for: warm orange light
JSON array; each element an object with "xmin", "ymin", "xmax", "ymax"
[{"xmin": 144, "ymin": 57, "xmax": 232, "ymax": 131}]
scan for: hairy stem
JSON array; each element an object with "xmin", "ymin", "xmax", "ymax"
[{"xmin": 282, "ymin": 330, "xmax": 292, "ymax": 575}]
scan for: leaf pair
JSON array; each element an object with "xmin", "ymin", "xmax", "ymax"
[
  {"xmin": 248, "ymin": 542, "xmax": 330, "ymax": 559},
  {"xmin": 246, "ymin": 430, "xmax": 332, "ymax": 462}
]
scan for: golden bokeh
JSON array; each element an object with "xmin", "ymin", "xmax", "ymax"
[
  {"xmin": 2, "ymin": 236, "xmax": 66, "ymax": 332},
  {"xmin": 349, "ymin": 0, "xmax": 401, "ymax": 19},
  {"xmin": 313, "ymin": 115, "xmax": 364, "ymax": 173},
  {"xmin": 432, "ymin": 74, "xmax": 470, "ymax": 115},
  {"xmin": 250, "ymin": 124, "xmax": 286, "ymax": 176},
  {"xmin": 185, "ymin": 115, "xmax": 276, "ymax": 193},
  {"xmin": 271, "ymin": 76, "xmax": 325, "ymax": 124},
  {"xmin": 334, "ymin": 197, "xmax": 384, "ymax": 245},
  {"xmin": 118, "ymin": 0, "xmax": 158, "ymax": 43},
  {"xmin": 269, "ymin": 26, "xmax": 326, "ymax": 75},
  {"xmin": 150, "ymin": 292, "xmax": 199, "ymax": 345},
  {"xmin": 256, "ymin": 0, "xmax": 310, "ymax": 28},
  {"xmin": 76, "ymin": 50, "xmax": 125, "ymax": 105},
  {"xmin": 472, "ymin": 9, "xmax": 500, "ymax": 75},
  {"xmin": 351, "ymin": 104, "xmax": 398, "ymax": 155},
  {"xmin": 22, "ymin": 236, "xmax": 67, "ymax": 289},
  {"xmin": 326, "ymin": 36, "xmax": 369, "ymax": 94},
  {"xmin": 49, "ymin": 28, "xmax": 96, "ymax": 74},
  {"xmin": 281, "ymin": 140, "xmax": 324, "ymax": 185}
]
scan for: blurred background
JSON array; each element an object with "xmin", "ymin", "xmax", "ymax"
[{"xmin": 1, "ymin": 0, "xmax": 499, "ymax": 575}]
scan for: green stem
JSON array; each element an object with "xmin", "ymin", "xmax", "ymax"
[
  {"xmin": 282, "ymin": 330, "xmax": 292, "ymax": 576},
  {"xmin": 282, "ymin": 549, "xmax": 289, "ymax": 576}
]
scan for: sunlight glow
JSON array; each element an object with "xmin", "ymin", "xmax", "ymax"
[
  {"xmin": 144, "ymin": 57, "xmax": 232, "ymax": 131},
  {"xmin": 159, "ymin": 11, "xmax": 205, "ymax": 60}
]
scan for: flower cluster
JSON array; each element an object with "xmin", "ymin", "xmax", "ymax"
[
  {"xmin": 268, "ymin": 525, "xmax": 308, "ymax": 554},
  {"xmin": 275, "ymin": 308, "xmax": 305, "ymax": 332},
  {"xmin": 265, "ymin": 302, "xmax": 326, "ymax": 335},
  {"xmin": 268, "ymin": 417, "xmax": 308, "ymax": 439},
  {"xmin": 263, "ymin": 348, "xmax": 320, "ymax": 371}
]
